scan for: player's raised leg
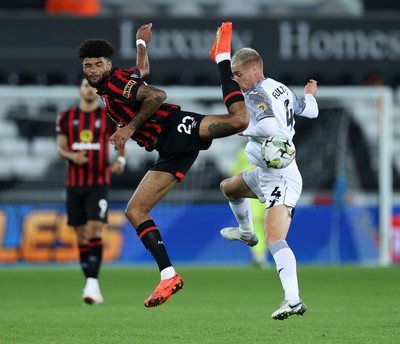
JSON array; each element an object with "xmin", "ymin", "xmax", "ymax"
[
  {"xmin": 220, "ymin": 173, "xmax": 259, "ymax": 246},
  {"xmin": 201, "ymin": 22, "xmax": 249, "ymax": 140}
]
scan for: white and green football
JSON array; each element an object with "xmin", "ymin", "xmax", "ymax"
[{"xmin": 261, "ymin": 135, "xmax": 296, "ymax": 169}]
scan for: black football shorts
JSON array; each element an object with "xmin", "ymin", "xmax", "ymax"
[
  {"xmin": 66, "ymin": 185, "xmax": 109, "ymax": 226},
  {"xmin": 151, "ymin": 110, "xmax": 212, "ymax": 182},
  {"xmin": 155, "ymin": 110, "xmax": 212, "ymax": 154}
]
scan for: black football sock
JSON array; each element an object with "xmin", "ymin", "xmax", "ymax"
[
  {"xmin": 87, "ymin": 237, "xmax": 103, "ymax": 279},
  {"xmin": 136, "ymin": 220, "xmax": 172, "ymax": 271},
  {"xmin": 78, "ymin": 244, "xmax": 90, "ymax": 278},
  {"xmin": 217, "ymin": 60, "xmax": 244, "ymax": 108}
]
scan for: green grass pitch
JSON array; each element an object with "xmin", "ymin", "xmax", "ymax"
[{"xmin": 1, "ymin": 265, "xmax": 399, "ymax": 344}]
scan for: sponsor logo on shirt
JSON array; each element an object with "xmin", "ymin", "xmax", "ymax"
[
  {"xmin": 71, "ymin": 142, "xmax": 100, "ymax": 150},
  {"xmin": 123, "ymin": 80, "xmax": 136, "ymax": 98},
  {"xmin": 71, "ymin": 129, "xmax": 100, "ymax": 150},
  {"xmin": 256, "ymin": 102, "xmax": 268, "ymax": 111}
]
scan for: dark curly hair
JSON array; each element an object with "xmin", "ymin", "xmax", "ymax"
[{"xmin": 77, "ymin": 39, "xmax": 114, "ymax": 60}]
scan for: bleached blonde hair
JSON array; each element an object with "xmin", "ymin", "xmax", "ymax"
[{"xmin": 231, "ymin": 48, "xmax": 263, "ymax": 69}]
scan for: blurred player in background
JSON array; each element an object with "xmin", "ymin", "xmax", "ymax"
[
  {"xmin": 56, "ymin": 78, "xmax": 126, "ymax": 305},
  {"xmin": 231, "ymin": 146, "xmax": 269, "ymax": 269},
  {"xmin": 77, "ymin": 22, "xmax": 249, "ymax": 308},
  {"xmin": 219, "ymin": 47, "xmax": 318, "ymax": 320}
]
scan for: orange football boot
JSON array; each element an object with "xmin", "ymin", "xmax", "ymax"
[
  {"xmin": 210, "ymin": 21, "xmax": 232, "ymax": 63},
  {"xmin": 144, "ymin": 273, "xmax": 184, "ymax": 308}
]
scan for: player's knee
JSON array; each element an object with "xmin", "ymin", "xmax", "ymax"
[
  {"xmin": 125, "ymin": 207, "xmax": 138, "ymax": 224},
  {"xmin": 125, "ymin": 205, "xmax": 149, "ymax": 227},
  {"xmin": 220, "ymin": 178, "xmax": 235, "ymax": 198},
  {"xmin": 75, "ymin": 226, "xmax": 89, "ymax": 244},
  {"xmin": 220, "ymin": 179, "xmax": 226, "ymax": 190},
  {"xmin": 220, "ymin": 179, "xmax": 227, "ymax": 195},
  {"xmin": 76, "ymin": 235, "xmax": 88, "ymax": 246}
]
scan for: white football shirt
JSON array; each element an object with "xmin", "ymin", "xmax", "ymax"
[{"xmin": 242, "ymin": 77, "xmax": 318, "ymax": 170}]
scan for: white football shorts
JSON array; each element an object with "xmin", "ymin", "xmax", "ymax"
[{"xmin": 242, "ymin": 162, "xmax": 302, "ymax": 209}]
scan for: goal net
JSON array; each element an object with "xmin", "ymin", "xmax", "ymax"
[{"xmin": 293, "ymin": 87, "xmax": 393, "ymax": 266}]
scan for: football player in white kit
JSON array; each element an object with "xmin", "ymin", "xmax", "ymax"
[{"xmin": 220, "ymin": 47, "xmax": 319, "ymax": 320}]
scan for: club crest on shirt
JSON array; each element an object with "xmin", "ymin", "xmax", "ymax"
[
  {"xmin": 123, "ymin": 80, "xmax": 136, "ymax": 98},
  {"xmin": 80, "ymin": 129, "xmax": 93, "ymax": 142}
]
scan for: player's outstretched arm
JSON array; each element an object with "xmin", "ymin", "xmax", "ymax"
[
  {"xmin": 109, "ymin": 84, "xmax": 166, "ymax": 150},
  {"xmin": 301, "ymin": 79, "xmax": 319, "ymax": 119},
  {"xmin": 135, "ymin": 23, "xmax": 152, "ymax": 78}
]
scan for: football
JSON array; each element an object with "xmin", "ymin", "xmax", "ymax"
[{"xmin": 261, "ymin": 135, "xmax": 296, "ymax": 169}]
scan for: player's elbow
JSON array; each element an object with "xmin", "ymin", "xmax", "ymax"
[
  {"xmin": 155, "ymin": 89, "xmax": 167, "ymax": 102},
  {"xmin": 57, "ymin": 147, "xmax": 66, "ymax": 159},
  {"xmin": 303, "ymin": 95, "xmax": 319, "ymax": 119},
  {"xmin": 139, "ymin": 66, "xmax": 150, "ymax": 78},
  {"xmin": 308, "ymin": 108, "xmax": 319, "ymax": 119}
]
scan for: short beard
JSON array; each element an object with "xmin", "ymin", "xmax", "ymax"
[
  {"xmin": 83, "ymin": 96, "xmax": 98, "ymax": 103},
  {"xmin": 86, "ymin": 71, "xmax": 109, "ymax": 89}
]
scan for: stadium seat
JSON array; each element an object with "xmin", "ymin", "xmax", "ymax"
[
  {"xmin": 0, "ymin": 159, "xmax": 13, "ymax": 180},
  {"xmin": 0, "ymin": 138, "xmax": 29, "ymax": 156},
  {"xmin": 32, "ymin": 137, "xmax": 58, "ymax": 159},
  {"xmin": 167, "ymin": 2, "xmax": 203, "ymax": 17},
  {"xmin": 12, "ymin": 156, "xmax": 50, "ymax": 180},
  {"xmin": 218, "ymin": 0, "xmax": 261, "ymax": 17},
  {"xmin": 0, "ymin": 120, "xmax": 19, "ymax": 138},
  {"xmin": 109, "ymin": 0, "xmax": 155, "ymax": 16}
]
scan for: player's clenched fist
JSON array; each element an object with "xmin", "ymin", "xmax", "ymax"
[{"xmin": 304, "ymin": 79, "xmax": 317, "ymax": 97}]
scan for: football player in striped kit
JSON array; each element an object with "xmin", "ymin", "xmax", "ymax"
[
  {"xmin": 77, "ymin": 22, "xmax": 249, "ymax": 308},
  {"xmin": 56, "ymin": 78, "xmax": 126, "ymax": 305},
  {"xmin": 219, "ymin": 47, "xmax": 318, "ymax": 320}
]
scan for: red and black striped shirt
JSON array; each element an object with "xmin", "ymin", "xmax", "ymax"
[
  {"xmin": 56, "ymin": 107, "xmax": 115, "ymax": 187},
  {"xmin": 98, "ymin": 67, "xmax": 180, "ymax": 151}
]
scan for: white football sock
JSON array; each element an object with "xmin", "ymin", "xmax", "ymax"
[
  {"xmin": 160, "ymin": 266, "xmax": 176, "ymax": 280},
  {"xmin": 216, "ymin": 53, "xmax": 230, "ymax": 64},
  {"xmin": 270, "ymin": 240, "xmax": 300, "ymax": 302},
  {"xmin": 85, "ymin": 277, "xmax": 101, "ymax": 294},
  {"xmin": 229, "ymin": 198, "xmax": 254, "ymax": 239},
  {"xmin": 86, "ymin": 277, "xmax": 99, "ymax": 288}
]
